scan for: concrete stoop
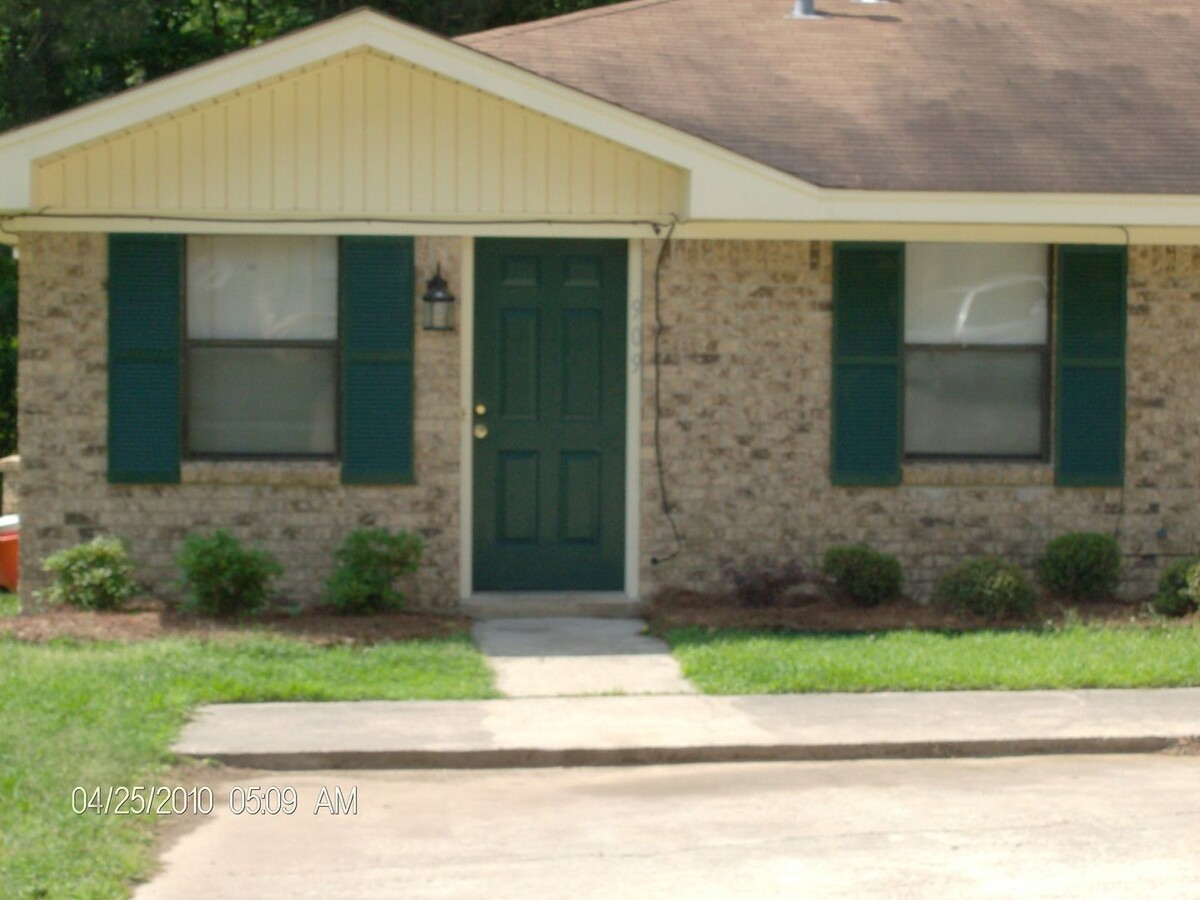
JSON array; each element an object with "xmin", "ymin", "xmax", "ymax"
[{"xmin": 462, "ymin": 593, "xmax": 645, "ymax": 619}]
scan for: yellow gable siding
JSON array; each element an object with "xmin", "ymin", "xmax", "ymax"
[{"xmin": 33, "ymin": 49, "xmax": 685, "ymax": 220}]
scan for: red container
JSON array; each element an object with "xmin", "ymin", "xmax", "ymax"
[{"xmin": 0, "ymin": 531, "xmax": 18, "ymax": 593}]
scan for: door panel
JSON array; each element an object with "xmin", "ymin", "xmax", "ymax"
[
  {"xmin": 474, "ymin": 239, "xmax": 627, "ymax": 591},
  {"xmin": 562, "ymin": 311, "xmax": 603, "ymax": 421},
  {"xmin": 499, "ymin": 310, "xmax": 539, "ymax": 420},
  {"xmin": 498, "ymin": 452, "xmax": 539, "ymax": 543},
  {"xmin": 560, "ymin": 452, "xmax": 602, "ymax": 543}
]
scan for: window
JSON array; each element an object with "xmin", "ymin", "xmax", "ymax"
[
  {"xmin": 831, "ymin": 241, "xmax": 1123, "ymax": 488},
  {"xmin": 903, "ymin": 243, "xmax": 1050, "ymax": 459},
  {"xmin": 185, "ymin": 236, "xmax": 338, "ymax": 457}
]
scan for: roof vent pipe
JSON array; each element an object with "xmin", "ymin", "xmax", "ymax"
[{"xmin": 789, "ymin": 0, "xmax": 825, "ymax": 19}]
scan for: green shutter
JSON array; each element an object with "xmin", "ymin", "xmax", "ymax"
[
  {"xmin": 107, "ymin": 234, "xmax": 182, "ymax": 484},
  {"xmin": 340, "ymin": 236, "xmax": 415, "ymax": 484},
  {"xmin": 831, "ymin": 243, "xmax": 904, "ymax": 486},
  {"xmin": 1055, "ymin": 245, "xmax": 1126, "ymax": 487}
]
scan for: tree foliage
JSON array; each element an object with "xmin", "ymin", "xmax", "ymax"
[{"xmin": 0, "ymin": 0, "xmax": 623, "ymax": 130}]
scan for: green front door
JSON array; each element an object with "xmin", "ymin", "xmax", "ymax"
[{"xmin": 473, "ymin": 239, "xmax": 627, "ymax": 591}]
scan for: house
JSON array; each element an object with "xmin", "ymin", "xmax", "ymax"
[{"xmin": 1, "ymin": 0, "xmax": 1198, "ymax": 609}]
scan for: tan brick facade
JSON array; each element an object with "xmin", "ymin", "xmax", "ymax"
[
  {"xmin": 0, "ymin": 455, "xmax": 18, "ymax": 515},
  {"xmin": 638, "ymin": 241, "xmax": 1200, "ymax": 601},
  {"xmin": 17, "ymin": 235, "xmax": 1200, "ymax": 607},
  {"xmin": 18, "ymin": 233, "xmax": 462, "ymax": 608}
]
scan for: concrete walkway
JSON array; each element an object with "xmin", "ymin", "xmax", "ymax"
[
  {"xmin": 470, "ymin": 617, "xmax": 695, "ymax": 697},
  {"xmin": 174, "ymin": 688, "xmax": 1200, "ymax": 770}
]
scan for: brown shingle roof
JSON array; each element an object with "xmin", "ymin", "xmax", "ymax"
[{"xmin": 459, "ymin": 0, "xmax": 1200, "ymax": 194}]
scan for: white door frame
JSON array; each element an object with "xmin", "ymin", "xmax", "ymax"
[{"xmin": 457, "ymin": 236, "xmax": 643, "ymax": 601}]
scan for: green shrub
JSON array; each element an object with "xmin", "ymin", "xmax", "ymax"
[
  {"xmin": 177, "ymin": 530, "xmax": 281, "ymax": 617},
  {"xmin": 1036, "ymin": 532, "xmax": 1121, "ymax": 601},
  {"xmin": 821, "ymin": 545, "xmax": 903, "ymax": 607},
  {"xmin": 37, "ymin": 536, "xmax": 138, "ymax": 610},
  {"xmin": 935, "ymin": 556, "xmax": 1036, "ymax": 621},
  {"xmin": 324, "ymin": 528, "xmax": 424, "ymax": 615},
  {"xmin": 1152, "ymin": 557, "xmax": 1200, "ymax": 618}
]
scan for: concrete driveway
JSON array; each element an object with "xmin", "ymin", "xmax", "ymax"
[{"xmin": 138, "ymin": 755, "xmax": 1200, "ymax": 898}]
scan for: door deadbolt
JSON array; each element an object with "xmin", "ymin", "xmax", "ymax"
[{"xmin": 475, "ymin": 404, "xmax": 487, "ymax": 416}]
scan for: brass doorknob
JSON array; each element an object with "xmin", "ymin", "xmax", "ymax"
[{"xmin": 474, "ymin": 424, "xmax": 489, "ymax": 440}]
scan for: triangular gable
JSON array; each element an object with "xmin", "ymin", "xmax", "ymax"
[{"xmin": 32, "ymin": 47, "xmax": 685, "ymax": 220}]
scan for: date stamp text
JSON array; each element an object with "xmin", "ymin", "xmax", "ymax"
[{"xmin": 72, "ymin": 784, "xmax": 357, "ymax": 817}]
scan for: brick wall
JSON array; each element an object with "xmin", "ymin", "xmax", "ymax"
[
  {"xmin": 0, "ymin": 455, "xmax": 18, "ymax": 515},
  {"xmin": 18, "ymin": 233, "xmax": 462, "ymax": 608},
  {"xmin": 19, "ymin": 235, "xmax": 1200, "ymax": 607},
  {"xmin": 638, "ymin": 241, "xmax": 1200, "ymax": 601}
]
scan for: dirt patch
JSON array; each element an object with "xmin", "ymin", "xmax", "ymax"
[
  {"xmin": 646, "ymin": 587, "xmax": 1167, "ymax": 634},
  {"xmin": 0, "ymin": 600, "xmax": 471, "ymax": 645}
]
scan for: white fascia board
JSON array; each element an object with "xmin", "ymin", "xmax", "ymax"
[{"xmin": 684, "ymin": 160, "xmax": 1200, "ymax": 227}]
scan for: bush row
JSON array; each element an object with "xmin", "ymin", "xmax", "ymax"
[
  {"xmin": 40, "ymin": 528, "xmax": 1200, "ymax": 622},
  {"xmin": 731, "ymin": 531, "xmax": 1200, "ymax": 622},
  {"xmin": 37, "ymin": 528, "xmax": 423, "ymax": 617}
]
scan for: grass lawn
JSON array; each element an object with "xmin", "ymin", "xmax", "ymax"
[
  {"xmin": 667, "ymin": 624, "xmax": 1200, "ymax": 695},
  {"xmin": 0, "ymin": 634, "xmax": 496, "ymax": 898}
]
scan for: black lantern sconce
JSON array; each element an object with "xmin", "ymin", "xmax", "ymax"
[{"xmin": 422, "ymin": 264, "xmax": 456, "ymax": 332}]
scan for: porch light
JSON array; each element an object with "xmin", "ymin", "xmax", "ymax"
[{"xmin": 421, "ymin": 264, "xmax": 456, "ymax": 332}]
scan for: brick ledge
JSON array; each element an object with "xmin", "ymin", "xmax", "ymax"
[
  {"xmin": 903, "ymin": 461, "xmax": 1054, "ymax": 488},
  {"xmin": 181, "ymin": 460, "xmax": 340, "ymax": 487}
]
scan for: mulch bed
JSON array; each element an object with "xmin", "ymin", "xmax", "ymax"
[
  {"xmin": 3, "ymin": 590, "xmax": 1182, "ymax": 645},
  {"xmin": 0, "ymin": 599, "xmax": 471, "ymax": 645},
  {"xmin": 646, "ymin": 586, "xmax": 1164, "ymax": 634}
]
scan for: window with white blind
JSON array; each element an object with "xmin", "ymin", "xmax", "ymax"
[
  {"xmin": 184, "ymin": 235, "xmax": 339, "ymax": 457},
  {"xmin": 904, "ymin": 243, "xmax": 1051, "ymax": 459}
]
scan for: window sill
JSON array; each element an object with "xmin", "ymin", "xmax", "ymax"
[
  {"xmin": 903, "ymin": 460, "xmax": 1053, "ymax": 487},
  {"xmin": 181, "ymin": 460, "xmax": 341, "ymax": 487}
]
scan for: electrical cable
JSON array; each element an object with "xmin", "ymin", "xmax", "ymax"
[
  {"xmin": 1, "ymin": 209, "xmax": 672, "ymax": 232},
  {"xmin": 650, "ymin": 216, "xmax": 681, "ymax": 566},
  {"xmin": 1112, "ymin": 225, "xmax": 1132, "ymax": 548}
]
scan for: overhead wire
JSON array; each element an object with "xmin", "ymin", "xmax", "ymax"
[
  {"xmin": 650, "ymin": 216, "xmax": 681, "ymax": 566},
  {"xmin": 0, "ymin": 210, "xmax": 673, "ymax": 232}
]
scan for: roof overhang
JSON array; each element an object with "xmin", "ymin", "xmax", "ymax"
[{"xmin": 2, "ymin": 8, "xmax": 1200, "ymax": 240}]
